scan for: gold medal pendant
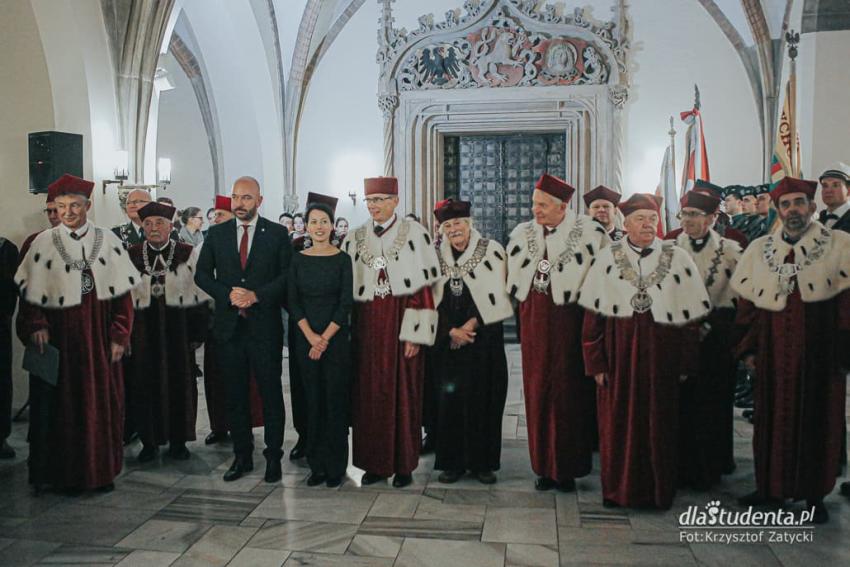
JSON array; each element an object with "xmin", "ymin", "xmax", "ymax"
[
  {"xmin": 81, "ymin": 272, "xmax": 94, "ymax": 295},
  {"xmin": 630, "ymin": 289, "xmax": 652, "ymax": 313}
]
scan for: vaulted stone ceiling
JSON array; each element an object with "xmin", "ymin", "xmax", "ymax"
[{"xmin": 98, "ymin": 0, "xmax": 842, "ymax": 195}]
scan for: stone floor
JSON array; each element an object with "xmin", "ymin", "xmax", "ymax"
[{"xmin": 0, "ymin": 345, "xmax": 848, "ymax": 566}]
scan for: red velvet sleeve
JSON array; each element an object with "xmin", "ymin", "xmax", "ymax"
[
  {"xmin": 405, "ymin": 284, "xmax": 436, "ymax": 310},
  {"xmin": 15, "ymin": 300, "xmax": 49, "ymax": 344},
  {"xmin": 109, "ymin": 293, "xmax": 135, "ymax": 347},
  {"xmin": 733, "ymin": 298, "xmax": 759, "ymax": 359},
  {"xmin": 582, "ymin": 310, "xmax": 609, "ymax": 376}
]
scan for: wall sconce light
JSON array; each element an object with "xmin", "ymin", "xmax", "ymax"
[
  {"xmin": 102, "ymin": 149, "xmax": 130, "ymax": 194},
  {"xmin": 348, "ymin": 190, "xmax": 357, "ymax": 205},
  {"xmin": 157, "ymin": 157, "xmax": 172, "ymax": 187}
]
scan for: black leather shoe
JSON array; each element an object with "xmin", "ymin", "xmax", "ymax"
[
  {"xmin": 223, "ymin": 457, "xmax": 253, "ymax": 482},
  {"xmin": 557, "ymin": 478, "xmax": 576, "ymax": 493},
  {"xmin": 392, "ymin": 473, "xmax": 413, "ymax": 488},
  {"xmin": 742, "ymin": 409, "xmax": 754, "ymax": 420},
  {"xmin": 205, "ymin": 431, "xmax": 229, "ymax": 445},
  {"xmin": 361, "ymin": 472, "xmax": 386, "ymax": 485},
  {"xmin": 476, "ymin": 471, "xmax": 497, "ymax": 485},
  {"xmin": 737, "ymin": 491, "xmax": 781, "ymax": 508},
  {"xmin": 840, "ymin": 481, "xmax": 850, "ymax": 498},
  {"xmin": 137, "ymin": 445, "xmax": 159, "ymax": 463},
  {"xmin": 123, "ymin": 431, "xmax": 139, "ymax": 446},
  {"xmin": 0, "ymin": 441, "xmax": 15, "ymax": 459},
  {"xmin": 307, "ymin": 472, "xmax": 327, "ymax": 487},
  {"xmin": 264, "ymin": 460, "xmax": 282, "ymax": 483},
  {"xmin": 438, "ymin": 470, "xmax": 463, "ymax": 484},
  {"xmin": 534, "ymin": 477, "xmax": 556, "ymax": 491},
  {"xmin": 168, "ymin": 443, "xmax": 190, "ymax": 460},
  {"xmin": 289, "ymin": 439, "xmax": 306, "ymax": 460},
  {"xmin": 326, "ymin": 476, "xmax": 343, "ymax": 488}
]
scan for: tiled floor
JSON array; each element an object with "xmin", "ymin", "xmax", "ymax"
[{"xmin": 0, "ymin": 345, "xmax": 848, "ymax": 566}]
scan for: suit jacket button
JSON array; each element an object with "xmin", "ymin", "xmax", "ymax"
[{"xmin": 241, "ymin": 278, "xmax": 246, "ymax": 283}]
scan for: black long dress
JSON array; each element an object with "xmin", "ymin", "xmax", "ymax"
[
  {"xmin": 433, "ymin": 256, "xmax": 508, "ymax": 474},
  {"xmin": 287, "ymin": 251, "xmax": 353, "ymax": 479}
]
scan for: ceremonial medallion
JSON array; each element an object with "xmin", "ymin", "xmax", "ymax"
[
  {"xmin": 81, "ymin": 272, "xmax": 94, "ymax": 295},
  {"xmin": 449, "ymin": 278, "xmax": 464, "ymax": 297},
  {"xmin": 630, "ymin": 289, "xmax": 652, "ymax": 313},
  {"xmin": 373, "ymin": 256, "xmax": 388, "ymax": 270},
  {"xmin": 151, "ymin": 281, "xmax": 165, "ymax": 298}
]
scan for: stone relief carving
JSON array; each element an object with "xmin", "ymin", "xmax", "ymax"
[
  {"xmin": 378, "ymin": 0, "xmax": 629, "ymax": 81},
  {"xmin": 396, "ymin": 8, "xmax": 612, "ymax": 91},
  {"xmin": 608, "ymin": 84, "xmax": 629, "ymax": 109}
]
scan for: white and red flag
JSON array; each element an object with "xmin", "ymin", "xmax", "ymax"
[{"xmin": 680, "ymin": 107, "xmax": 710, "ymax": 195}]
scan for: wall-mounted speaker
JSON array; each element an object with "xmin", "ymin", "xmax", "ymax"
[{"xmin": 28, "ymin": 131, "xmax": 84, "ymax": 194}]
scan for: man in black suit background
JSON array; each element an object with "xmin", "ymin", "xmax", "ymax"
[
  {"xmin": 818, "ymin": 164, "xmax": 850, "ymax": 232},
  {"xmin": 196, "ymin": 176, "xmax": 291, "ymax": 483},
  {"xmin": 817, "ymin": 163, "xmax": 850, "ymax": 499}
]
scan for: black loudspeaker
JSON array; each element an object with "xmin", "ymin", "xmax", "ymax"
[{"xmin": 28, "ymin": 131, "xmax": 84, "ymax": 194}]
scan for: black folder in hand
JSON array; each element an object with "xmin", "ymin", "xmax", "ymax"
[{"xmin": 23, "ymin": 343, "xmax": 60, "ymax": 386}]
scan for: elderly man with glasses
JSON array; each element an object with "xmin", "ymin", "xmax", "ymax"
[{"xmin": 665, "ymin": 190, "xmax": 743, "ymax": 491}]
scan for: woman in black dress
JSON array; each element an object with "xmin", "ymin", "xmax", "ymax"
[
  {"xmin": 430, "ymin": 199, "xmax": 513, "ymax": 484},
  {"xmin": 288, "ymin": 202, "xmax": 353, "ymax": 487}
]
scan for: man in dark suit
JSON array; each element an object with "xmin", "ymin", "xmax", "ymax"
[
  {"xmin": 817, "ymin": 164, "xmax": 850, "ymax": 499},
  {"xmin": 0, "ymin": 235, "xmax": 19, "ymax": 459},
  {"xmin": 195, "ymin": 176, "xmax": 291, "ymax": 483},
  {"xmin": 818, "ymin": 164, "xmax": 850, "ymax": 232}
]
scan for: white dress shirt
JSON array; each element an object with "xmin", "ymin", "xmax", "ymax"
[{"xmin": 824, "ymin": 202, "xmax": 850, "ymax": 228}]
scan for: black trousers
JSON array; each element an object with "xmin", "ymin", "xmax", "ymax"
[
  {"xmin": 287, "ymin": 316, "xmax": 309, "ymax": 443},
  {"xmin": 0, "ymin": 320, "xmax": 11, "ymax": 441},
  {"xmin": 218, "ymin": 319, "xmax": 285, "ymax": 461}
]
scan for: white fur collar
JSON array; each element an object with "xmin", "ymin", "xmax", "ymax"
[
  {"xmin": 674, "ymin": 229, "xmax": 742, "ymax": 309},
  {"xmin": 731, "ymin": 221, "xmax": 850, "ymax": 311},
  {"xmin": 432, "ymin": 229, "xmax": 513, "ymax": 325},
  {"xmin": 506, "ymin": 211, "xmax": 609, "ymax": 305},
  {"xmin": 342, "ymin": 218, "xmax": 440, "ymax": 302},
  {"xmin": 131, "ymin": 243, "xmax": 209, "ymax": 310},
  {"xmin": 579, "ymin": 238, "xmax": 711, "ymax": 325},
  {"xmin": 15, "ymin": 225, "xmax": 141, "ymax": 308}
]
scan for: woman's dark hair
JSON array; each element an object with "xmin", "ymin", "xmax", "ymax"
[
  {"xmin": 180, "ymin": 206, "xmax": 201, "ymax": 225},
  {"xmin": 305, "ymin": 203, "xmax": 335, "ymax": 225},
  {"xmin": 279, "ymin": 212, "xmax": 294, "ymax": 221},
  {"xmin": 293, "ymin": 213, "xmax": 304, "ymax": 220},
  {"xmin": 335, "ymin": 216, "xmax": 348, "ymax": 227}
]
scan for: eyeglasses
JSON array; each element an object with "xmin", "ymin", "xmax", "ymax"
[
  {"xmin": 127, "ymin": 199, "xmax": 151, "ymax": 207},
  {"xmin": 676, "ymin": 210, "xmax": 708, "ymax": 220},
  {"xmin": 364, "ymin": 196, "xmax": 395, "ymax": 205}
]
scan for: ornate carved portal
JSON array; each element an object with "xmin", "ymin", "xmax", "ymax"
[{"xmin": 378, "ymin": 0, "xmax": 631, "ymax": 219}]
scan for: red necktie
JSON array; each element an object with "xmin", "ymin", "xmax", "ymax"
[{"xmin": 239, "ymin": 225, "xmax": 249, "ymax": 270}]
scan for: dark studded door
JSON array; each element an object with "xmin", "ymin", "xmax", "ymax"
[{"xmin": 443, "ymin": 132, "xmax": 567, "ymax": 244}]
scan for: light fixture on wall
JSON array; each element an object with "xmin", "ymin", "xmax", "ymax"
[
  {"xmin": 157, "ymin": 157, "xmax": 172, "ymax": 187},
  {"xmin": 348, "ymin": 190, "xmax": 357, "ymax": 205},
  {"xmin": 102, "ymin": 149, "xmax": 130, "ymax": 194}
]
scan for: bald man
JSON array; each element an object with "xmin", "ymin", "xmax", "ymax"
[
  {"xmin": 195, "ymin": 176, "xmax": 292, "ymax": 483},
  {"xmin": 113, "ymin": 189, "xmax": 152, "ymax": 249}
]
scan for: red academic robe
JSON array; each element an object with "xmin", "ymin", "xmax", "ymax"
[
  {"xmin": 735, "ymin": 289, "xmax": 850, "ymax": 501},
  {"xmin": 351, "ymin": 288, "xmax": 434, "ymax": 477},
  {"xmin": 128, "ymin": 244, "xmax": 205, "ymax": 446},
  {"xmin": 519, "ymin": 291, "xmax": 594, "ymax": 482},
  {"xmin": 16, "ymin": 280, "xmax": 133, "ymax": 490},
  {"xmin": 582, "ymin": 311, "xmax": 699, "ymax": 509}
]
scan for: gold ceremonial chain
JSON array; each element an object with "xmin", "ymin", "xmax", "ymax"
[
  {"xmin": 611, "ymin": 241, "xmax": 675, "ymax": 313},
  {"xmin": 354, "ymin": 220, "xmax": 411, "ymax": 298},
  {"xmin": 142, "ymin": 241, "xmax": 176, "ymax": 298},
  {"xmin": 703, "ymin": 239, "xmax": 725, "ymax": 291},
  {"xmin": 439, "ymin": 238, "xmax": 489, "ymax": 297},
  {"xmin": 526, "ymin": 217, "xmax": 585, "ymax": 293},
  {"xmin": 52, "ymin": 228, "xmax": 104, "ymax": 272},
  {"xmin": 762, "ymin": 227, "xmax": 829, "ymax": 296}
]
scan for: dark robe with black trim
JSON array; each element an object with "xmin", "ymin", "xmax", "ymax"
[{"xmin": 127, "ymin": 242, "xmax": 207, "ymax": 447}]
